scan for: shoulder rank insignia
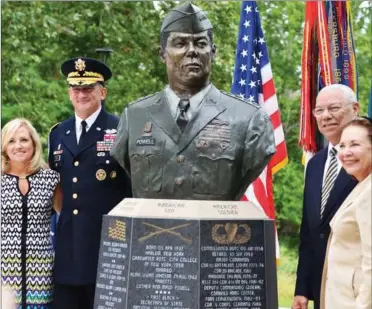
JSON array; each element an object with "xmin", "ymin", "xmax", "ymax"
[
  {"xmin": 129, "ymin": 92, "xmax": 159, "ymax": 106},
  {"xmin": 221, "ymin": 91, "xmax": 258, "ymax": 107},
  {"xmin": 48, "ymin": 122, "xmax": 61, "ymax": 159},
  {"xmin": 49, "ymin": 122, "xmax": 60, "ymax": 132}
]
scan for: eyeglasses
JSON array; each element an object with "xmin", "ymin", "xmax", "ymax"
[{"xmin": 312, "ymin": 103, "xmax": 353, "ymax": 117}]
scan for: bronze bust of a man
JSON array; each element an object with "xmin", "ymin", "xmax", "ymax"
[{"xmin": 111, "ymin": 2, "xmax": 276, "ymax": 200}]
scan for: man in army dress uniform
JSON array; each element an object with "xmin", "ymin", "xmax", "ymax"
[
  {"xmin": 48, "ymin": 57, "xmax": 132, "ymax": 309},
  {"xmin": 111, "ymin": 2, "xmax": 276, "ymax": 200}
]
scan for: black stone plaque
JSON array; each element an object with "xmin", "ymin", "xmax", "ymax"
[
  {"xmin": 127, "ymin": 218, "xmax": 199, "ymax": 309},
  {"xmin": 199, "ymin": 220, "xmax": 277, "ymax": 309},
  {"xmin": 94, "ymin": 201, "xmax": 278, "ymax": 309},
  {"xmin": 94, "ymin": 216, "xmax": 131, "ymax": 308}
]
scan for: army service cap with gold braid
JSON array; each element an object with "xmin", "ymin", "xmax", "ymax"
[
  {"xmin": 160, "ymin": 2, "xmax": 212, "ymax": 34},
  {"xmin": 61, "ymin": 57, "xmax": 112, "ymax": 87}
]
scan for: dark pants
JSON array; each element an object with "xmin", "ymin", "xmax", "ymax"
[
  {"xmin": 314, "ymin": 300, "xmax": 320, "ymax": 309},
  {"xmin": 53, "ymin": 283, "xmax": 95, "ymax": 309},
  {"xmin": 312, "ymin": 285, "xmax": 320, "ymax": 309}
]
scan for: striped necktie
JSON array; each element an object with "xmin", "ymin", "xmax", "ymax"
[{"xmin": 320, "ymin": 147, "xmax": 338, "ymax": 219}]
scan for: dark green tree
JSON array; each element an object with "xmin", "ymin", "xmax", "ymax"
[{"xmin": 2, "ymin": 1, "xmax": 371, "ymax": 236}]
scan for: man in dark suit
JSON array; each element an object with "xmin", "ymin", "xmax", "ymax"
[
  {"xmin": 48, "ymin": 57, "xmax": 132, "ymax": 309},
  {"xmin": 111, "ymin": 2, "xmax": 276, "ymax": 200},
  {"xmin": 292, "ymin": 84, "xmax": 360, "ymax": 309}
]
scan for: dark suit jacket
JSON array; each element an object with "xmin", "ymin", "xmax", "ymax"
[
  {"xmin": 48, "ymin": 108, "xmax": 132, "ymax": 285},
  {"xmin": 295, "ymin": 148, "xmax": 357, "ymax": 309}
]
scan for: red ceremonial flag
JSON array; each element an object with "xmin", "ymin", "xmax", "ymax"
[{"xmin": 300, "ymin": 0, "xmax": 358, "ymax": 158}]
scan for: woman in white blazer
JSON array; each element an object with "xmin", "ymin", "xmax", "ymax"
[{"xmin": 321, "ymin": 117, "xmax": 372, "ymax": 309}]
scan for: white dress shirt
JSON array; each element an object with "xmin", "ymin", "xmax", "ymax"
[
  {"xmin": 75, "ymin": 107, "xmax": 101, "ymax": 144},
  {"xmin": 322, "ymin": 143, "xmax": 342, "ymax": 185},
  {"xmin": 165, "ymin": 83, "xmax": 212, "ymax": 120}
]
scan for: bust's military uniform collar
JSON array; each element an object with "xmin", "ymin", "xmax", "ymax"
[
  {"xmin": 164, "ymin": 83, "xmax": 212, "ymax": 119},
  {"xmin": 147, "ymin": 84, "xmax": 225, "ymax": 152}
]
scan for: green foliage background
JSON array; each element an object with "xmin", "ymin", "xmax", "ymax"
[{"xmin": 2, "ymin": 1, "xmax": 371, "ymax": 237}]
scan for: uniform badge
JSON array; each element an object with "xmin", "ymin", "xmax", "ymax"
[
  {"xmin": 195, "ymin": 139, "xmax": 209, "ymax": 149},
  {"xmin": 97, "ymin": 128, "xmax": 117, "ymax": 152},
  {"xmin": 75, "ymin": 58, "xmax": 86, "ymax": 71},
  {"xmin": 105, "ymin": 129, "xmax": 117, "ymax": 134},
  {"xmin": 143, "ymin": 122, "xmax": 152, "ymax": 136},
  {"xmin": 97, "ymin": 151, "xmax": 106, "ymax": 157},
  {"xmin": 110, "ymin": 171, "xmax": 117, "ymax": 179},
  {"xmin": 136, "ymin": 121, "xmax": 156, "ymax": 146},
  {"xmin": 197, "ymin": 119, "xmax": 231, "ymax": 151},
  {"xmin": 104, "ymin": 133, "xmax": 116, "ymax": 142},
  {"xmin": 96, "ymin": 169, "xmax": 106, "ymax": 181},
  {"xmin": 53, "ymin": 145, "xmax": 63, "ymax": 159}
]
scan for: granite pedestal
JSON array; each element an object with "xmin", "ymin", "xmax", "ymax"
[{"xmin": 94, "ymin": 199, "xmax": 278, "ymax": 309}]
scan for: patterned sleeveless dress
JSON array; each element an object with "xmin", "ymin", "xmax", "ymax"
[{"xmin": 1, "ymin": 169, "xmax": 59, "ymax": 309}]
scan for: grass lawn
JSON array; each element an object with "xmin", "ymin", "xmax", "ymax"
[{"xmin": 277, "ymin": 238, "xmax": 314, "ymax": 309}]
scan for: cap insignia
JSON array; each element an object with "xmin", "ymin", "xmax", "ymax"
[{"xmin": 75, "ymin": 58, "xmax": 86, "ymax": 72}]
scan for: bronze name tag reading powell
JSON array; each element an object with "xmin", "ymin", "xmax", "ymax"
[{"xmin": 136, "ymin": 137, "xmax": 156, "ymax": 146}]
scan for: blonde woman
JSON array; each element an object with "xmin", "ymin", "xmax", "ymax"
[{"xmin": 1, "ymin": 118, "xmax": 60, "ymax": 308}]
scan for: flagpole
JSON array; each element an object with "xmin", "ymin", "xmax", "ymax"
[{"xmin": 95, "ymin": 48, "xmax": 113, "ymax": 107}]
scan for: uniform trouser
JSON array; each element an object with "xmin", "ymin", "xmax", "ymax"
[
  {"xmin": 314, "ymin": 300, "xmax": 320, "ymax": 309},
  {"xmin": 53, "ymin": 283, "xmax": 95, "ymax": 309},
  {"xmin": 313, "ymin": 285, "xmax": 320, "ymax": 309}
]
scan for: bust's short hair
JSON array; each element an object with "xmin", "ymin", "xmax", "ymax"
[{"xmin": 160, "ymin": 28, "xmax": 214, "ymax": 51}]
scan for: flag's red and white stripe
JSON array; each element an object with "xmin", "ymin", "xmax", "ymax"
[
  {"xmin": 243, "ymin": 62, "xmax": 287, "ymax": 261},
  {"xmin": 232, "ymin": 1, "xmax": 288, "ymax": 262}
]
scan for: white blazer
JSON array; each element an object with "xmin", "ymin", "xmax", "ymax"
[{"xmin": 321, "ymin": 174, "xmax": 372, "ymax": 309}]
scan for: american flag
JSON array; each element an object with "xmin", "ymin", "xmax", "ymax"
[{"xmin": 231, "ymin": 1, "xmax": 288, "ymax": 260}]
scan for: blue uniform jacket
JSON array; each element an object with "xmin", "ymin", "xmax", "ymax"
[{"xmin": 48, "ymin": 108, "xmax": 132, "ymax": 285}]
